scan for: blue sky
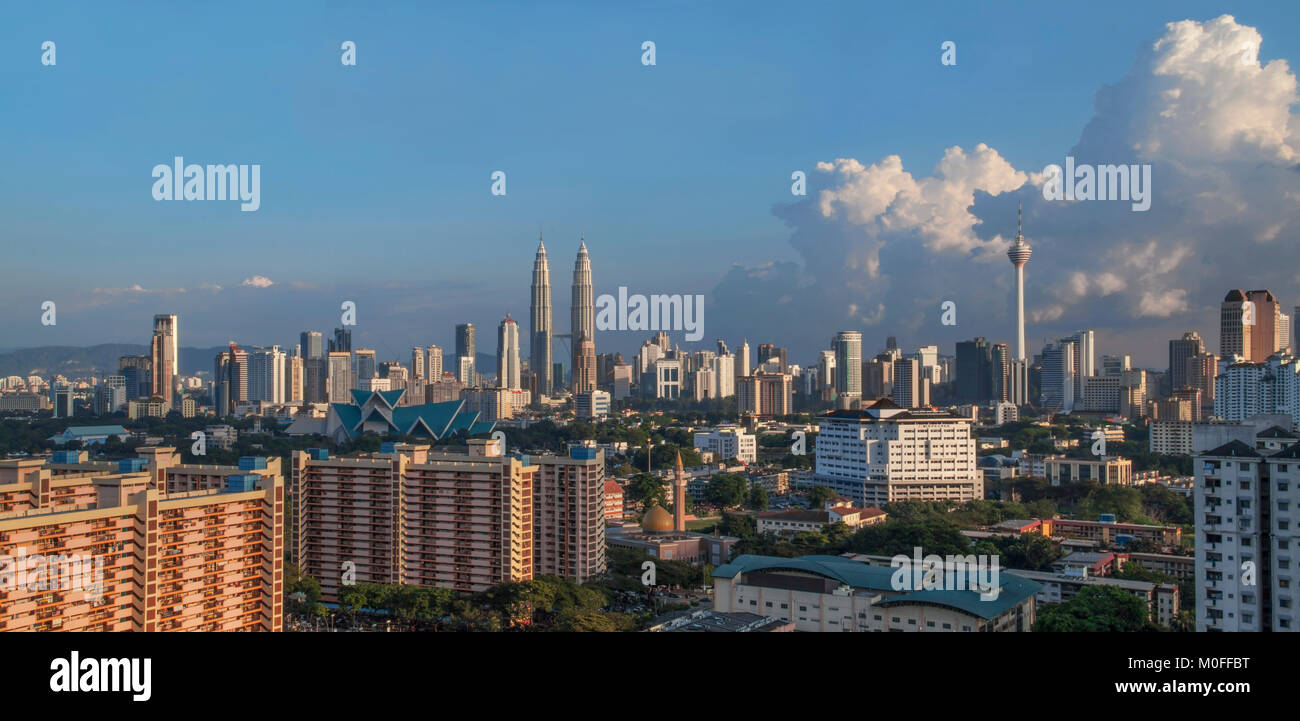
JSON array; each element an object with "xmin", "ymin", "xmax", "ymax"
[{"xmin": 2, "ymin": 1, "xmax": 1298, "ymax": 368}]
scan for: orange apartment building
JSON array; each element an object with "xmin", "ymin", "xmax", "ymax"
[
  {"xmin": 0, "ymin": 450, "xmax": 283, "ymax": 632},
  {"xmin": 604, "ymin": 480, "xmax": 625, "ymax": 522},
  {"xmin": 293, "ymin": 438, "xmax": 536, "ymax": 599},
  {"xmin": 530, "ymin": 443, "xmax": 607, "ymax": 583}
]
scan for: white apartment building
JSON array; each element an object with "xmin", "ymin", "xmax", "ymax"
[
  {"xmin": 694, "ymin": 425, "xmax": 757, "ymax": 465},
  {"xmin": 1215, "ymin": 354, "xmax": 1300, "ymax": 427},
  {"xmin": 810, "ymin": 400, "xmax": 981, "ymax": 506},
  {"xmin": 248, "ymin": 346, "xmax": 287, "ymax": 404},
  {"xmin": 1195, "ymin": 428, "xmax": 1300, "ymax": 632},
  {"xmin": 712, "ymin": 354, "xmax": 736, "ymax": 398}
]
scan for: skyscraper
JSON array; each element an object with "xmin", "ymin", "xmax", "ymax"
[
  {"xmin": 1040, "ymin": 341, "xmax": 1076, "ymax": 413},
  {"xmin": 354, "ymin": 349, "xmax": 377, "ymax": 385},
  {"xmin": 330, "ymin": 327, "xmax": 352, "ymax": 354},
  {"xmin": 1006, "ymin": 203, "xmax": 1032, "ymax": 361},
  {"xmin": 1063, "ymin": 329, "xmax": 1094, "ymax": 404},
  {"xmin": 955, "ymin": 337, "xmax": 993, "ymax": 403},
  {"xmin": 831, "ymin": 331, "xmax": 862, "ymax": 400},
  {"xmin": 1246, "ymin": 289, "xmax": 1282, "ymax": 362},
  {"xmin": 301, "ymin": 331, "xmax": 325, "ymax": 403},
  {"xmin": 737, "ymin": 340, "xmax": 751, "ymax": 378},
  {"xmin": 1220, "ymin": 290, "xmax": 1251, "ymax": 360},
  {"xmin": 455, "ymin": 323, "xmax": 476, "ymax": 382},
  {"xmin": 1169, "ymin": 331, "xmax": 1204, "ymax": 390},
  {"xmin": 151, "ymin": 314, "xmax": 178, "ymax": 404},
  {"xmin": 497, "ymin": 314, "xmax": 521, "ymax": 390},
  {"xmin": 530, "ymin": 237, "xmax": 554, "ymax": 396},
  {"xmin": 573, "ymin": 336, "xmax": 597, "ymax": 394},
  {"xmin": 327, "ymin": 351, "xmax": 352, "ymax": 402},
  {"xmin": 571, "ymin": 239, "xmax": 594, "ymax": 385}
]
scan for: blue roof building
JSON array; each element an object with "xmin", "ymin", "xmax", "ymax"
[
  {"xmin": 711, "ymin": 554, "xmax": 1042, "ymax": 632},
  {"xmin": 47, "ymin": 425, "xmax": 130, "ymax": 446},
  {"xmin": 285, "ymin": 389, "xmax": 493, "ymax": 443}
]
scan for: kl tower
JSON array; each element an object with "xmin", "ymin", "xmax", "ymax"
[{"xmin": 1007, "ymin": 202, "xmax": 1032, "ymax": 361}]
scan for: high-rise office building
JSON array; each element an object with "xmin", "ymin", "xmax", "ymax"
[
  {"xmin": 737, "ymin": 340, "xmax": 751, "ymax": 378},
  {"xmin": 758, "ymin": 344, "xmax": 788, "ymax": 374},
  {"xmin": 1064, "ymin": 329, "xmax": 1095, "ymax": 403},
  {"xmin": 1006, "ymin": 203, "xmax": 1032, "ymax": 361},
  {"xmin": 531, "ymin": 237, "xmax": 554, "ymax": 396},
  {"xmin": 329, "ymin": 327, "xmax": 352, "ymax": 354},
  {"xmin": 991, "ymin": 342, "xmax": 1010, "ymax": 402},
  {"xmin": 327, "ymin": 351, "xmax": 352, "ymax": 403},
  {"xmin": 571, "ymin": 240, "xmax": 594, "ymax": 385},
  {"xmin": 817, "ymin": 350, "xmax": 837, "ymax": 400},
  {"xmin": 455, "ymin": 323, "xmax": 476, "ymax": 383},
  {"xmin": 1294, "ymin": 305, "xmax": 1300, "ymax": 354},
  {"xmin": 1040, "ymin": 341, "xmax": 1076, "ymax": 413},
  {"xmin": 1170, "ymin": 331, "xmax": 1205, "ymax": 391},
  {"xmin": 573, "ymin": 336, "xmax": 597, "ymax": 394},
  {"xmin": 1221, "ymin": 289, "xmax": 1251, "ymax": 360},
  {"xmin": 831, "ymin": 331, "xmax": 862, "ymax": 401},
  {"xmin": 118, "ymin": 355, "xmax": 152, "ymax": 400},
  {"xmin": 955, "ymin": 337, "xmax": 993, "ymax": 403},
  {"xmin": 497, "ymin": 314, "xmax": 521, "ymax": 389},
  {"xmin": 301, "ymin": 331, "xmax": 325, "ymax": 403},
  {"xmin": 354, "ymin": 349, "xmax": 377, "ymax": 384},
  {"xmin": 1246, "ymin": 290, "xmax": 1283, "ymax": 362},
  {"xmin": 214, "ymin": 342, "xmax": 248, "ymax": 416},
  {"xmin": 892, "ymin": 357, "xmax": 928, "ymax": 408},
  {"xmin": 1102, "ymin": 354, "xmax": 1131, "ymax": 377},
  {"xmin": 1006, "ymin": 359, "xmax": 1029, "ymax": 406},
  {"xmin": 151, "ymin": 314, "xmax": 178, "ymax": 405}
]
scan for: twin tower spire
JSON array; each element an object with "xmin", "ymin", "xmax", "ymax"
[{"xmin": 530, "ymin": 235, "xmax": 594, "ymax": 396}]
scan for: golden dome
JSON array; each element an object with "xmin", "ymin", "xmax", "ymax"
[{"xmin": 641, "ymin": 504, "xmax": 674, "ymax": 533}]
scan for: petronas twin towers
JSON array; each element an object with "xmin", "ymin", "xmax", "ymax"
[{"xmin": 530, "ymin": 236, "xmax": 594, "ymax": 396}]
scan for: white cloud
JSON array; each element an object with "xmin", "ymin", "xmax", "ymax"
[
  {"xmin": 712, "ymin": 15, "xmax": 1300, "ymax": 363},
  {"xmin": 241, "ymin": 275, "xmax": 274, "ymax": 288}
]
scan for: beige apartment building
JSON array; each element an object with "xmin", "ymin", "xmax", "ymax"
[
  {"xmin": 530, "ymin": 443, "xmax": 607, "ymax": 583},
  {"xmin": 0, "ymin": 451, "xmax": 284, "ymax": 632},
  {"xmin": 294, "ymin": 439, "xmax": 552, "ymax": 599}
]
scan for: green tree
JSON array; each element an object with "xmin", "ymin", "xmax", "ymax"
[
  {"xmin": 1035, "ymin": 585, "xmax": 1155, "ymax": 632},
  {"xmin": 806, "ymin": 485, "xmax": 835, "ymax": 509},
  {"xmin": 706, "ymin": 474, "xmax": 749, "ymax": 508},
  {"xmin": 624, "ymin": 472, "xmax": 667, "ymax": 508},
  {"xmin": 748, "ymin": 483, "xmax": 769, "ymax": 510}
]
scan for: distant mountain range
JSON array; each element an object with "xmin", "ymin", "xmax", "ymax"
[
  {"xmin": 0, "ymin": 344, "xmax": 230, "ymax": 378},
  {"xmin": 0, "ymin": 345, "xmax": 503, "ymax": 380}
]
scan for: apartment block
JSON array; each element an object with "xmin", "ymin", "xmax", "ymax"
[
  {"xmin": 293, "ymin": 440, "xmax": 538, "ymax": 599},
  {"xmin": 530, "ymin": 443, "xmax": 607, "ymax": 583},
  {"xmin": 0, "ymin": 463, "xmax": 283, "ymax": 632},
  {"xmin": 1195, "ymin": 427, "xmax": 1300, "ymax": 632}
]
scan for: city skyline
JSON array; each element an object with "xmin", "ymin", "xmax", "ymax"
[{"xmin": 5, "ymin": 6, "xmax": 1300, "ymax": 369}]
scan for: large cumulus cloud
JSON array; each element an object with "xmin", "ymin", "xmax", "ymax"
[{"xmin": 711, "ymin": 14, "xmax": 1300, "ymax": 367}]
